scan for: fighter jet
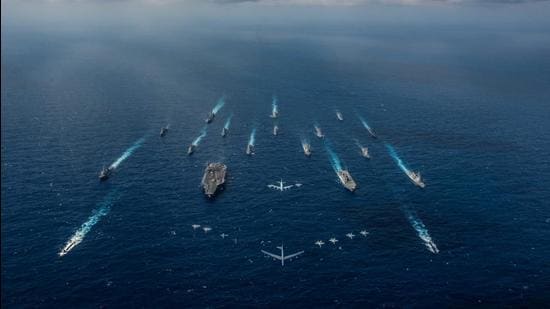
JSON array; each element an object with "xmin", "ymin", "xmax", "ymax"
[
  {"xmin": 346, "ymin": 233, "xmax": 356, "ymax": 239},
  {"xmin": 192, "ymin": 224, "xmax": 201, "ymax": 230},
  {"xmin": 261, "ymin": 244, "xmax": 304, "ymax": 266},
  {"xmin": 267, "ymin": 179, "xmax": 295, "ymax": 192},
  {"xmin": 329, "ymin": 238, "xmax": 338, "ymax": 244},
  {"xmin": 315, "ymin": 240, "xmax": 325, "ymax": 248},
  {"xmin": 203, "ymin": 227, "xmax": 212, "ymax": 233},
  {"xmin": 360, "ymin": 230, "xmax": 369, "ymax": 237},
  {"xmin": 220, "ymin": 233, "xmax": 229, "ymax": 239}
]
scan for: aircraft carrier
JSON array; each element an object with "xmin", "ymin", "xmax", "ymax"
[
  {"xmin": 337, "ymin": 170, "xmax": 357, "ymax": 191},
  {"xmin": 201, "ymin": 163, "xmax": 227, "ymax": 198}
]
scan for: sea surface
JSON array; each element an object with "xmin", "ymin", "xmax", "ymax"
[{"xmin": 2, "ymin": 4, "xmax": 550, "ymax": 307}]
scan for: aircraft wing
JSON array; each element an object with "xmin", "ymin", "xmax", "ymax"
[
  {"xmin": 261, "ymin": 250, "xmax": 282, "ymax": 260},
  {"xmin": 283, "ymin": 185, "xmax": 293, "ymax": 190},
  {"xmin": 267, "ymin": 185, "xmax": 278, "ymax": 190},
  {"xmin": 283, "ymin": 251, "xmax": 304, "ymax": 260}
]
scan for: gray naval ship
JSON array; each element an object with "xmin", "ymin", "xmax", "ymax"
[
  {"xmin": 302, "ymin": 142, "xmax": 312, "ymax": 157},
  {"xmin": 160, "ymin": 126, "xmax": 168, "ymax": 137},
  {"xmin": 337, "ymin": 170, "xmax": 357, "ymax": 192},
  {"xmin": 99, "ymin": 166, "xmax": 113, "ymax": 181},
  {"xmin": 201, "ymin": 163, "xmax": 227, "ymax": 198},
  {"xmin": 205, "ymin": 112, "xmax": 215, "ymax": 124},
  {"xmin": 246, "ymin": 144, "xmax": 255, "ymax": 155},
  {"xmin": 221, "ymin": 127, "xmax": 228, "ymax": 137}
]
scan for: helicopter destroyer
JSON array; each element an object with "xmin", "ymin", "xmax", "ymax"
[{"xmin": 201, "ymin": 163, "xmax": 227, "ymax": 198}]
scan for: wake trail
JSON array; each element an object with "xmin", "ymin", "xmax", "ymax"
[
  {"xmin": 403, "ymin": 207, "xmax": 439, "ymax": 254},
  {"xmin": 110, "ymin": 137, "xmax": 146, "ymax": 169},
  {"xmin": 324, "ymin": 141, "xmax": 343, "ymax": 172},
  {"xmin": 224, "ymin": 114, "xmax": 233, "ymax": 130},
  {"xmin": 272, "ymin": 96, "xmax": 278, "ymax": 115},
  {"xmin": 59, "ymin": 190, "xmax": 119, "ymax": 257},
  {"xmin": 212, "ymin": 96, "xmax": 226, "ymax": 115},
  {"xmin": 385, "ymin": 143, "xmax": 410, "ymax": 175},
  {"xmin": 248, "ymin": 128, "xmax": 256, "ymax": 146},
  {"xmin": 192, "ymin": 127, "xmax": 208, "ymax": 146}
]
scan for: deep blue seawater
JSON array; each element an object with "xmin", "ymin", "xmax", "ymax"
[{"xmin": 2, "ymin": 4, "xmax": 550, "ymax": 307}]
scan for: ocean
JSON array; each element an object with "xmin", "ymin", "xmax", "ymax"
[{"xmin": 2, "ymin": 3, "xmax": 550, "ymax": 307}]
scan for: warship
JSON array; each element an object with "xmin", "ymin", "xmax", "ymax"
[
  {"xmin": 160, "ymin": 127, "xmax": 168, "ymax": 137},
  {"xmin": 270, "ymin": 110, "xmax": 279, "ymax": 119},
  {"xmin": 201, "ymin": 163, "xmax": 227, "ymax": 198},
  {"xmin": 246, "ymin": 144, "xmax": 255, "ymax": 155},
  {"xmin": 99, "ymin": 166, "xmax": 113, "ymax": 181},
  {"xmin": 205, "ymin": 112, "xmax": 215, "ymax": 124},
  {"xmin": 406, "ymin": 171, "xmax": 425, "ymax": 188},
  {"xmin": 221, "ymin": 127, "xmax": 228, "ymax": 138},
  {"xmin": 361, "ymin": 147, "xmax": 370, "ymax": 158},
  {"xmin": 336, "ymin": 111, "xmax": 343, "ymax": 121},
  {"xmin": 302, "ymin": 143, "xmax": 312, "ymax": 157},
  {"xmin": 367, "ymin": 127, "xmax": 377, "ymax": 139},
  {"xmin": 187, "ymin": 144, "xmax": 196, "ymax": 155},
  {"xmin": 314, "ymin": 126, "xmax": 324, "ymax": 138},
  {"xmin": 273, "ymin": 125, "xmax": 279, "ymax": 136},
  {"xmin": 337, "ymin": 170, "xmax": 357, "ymax": 191}
]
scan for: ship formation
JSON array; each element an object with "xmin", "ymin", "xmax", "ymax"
[{"xmin": 128, "ymin": 97, "xmax": 427, "ymax": 198}]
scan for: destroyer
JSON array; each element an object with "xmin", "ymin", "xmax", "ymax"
[
  {"xmin": 221, "ymin": 127, "xmax": 228, "ymax": 138},
  {"xmin": 273, "ymin": 125, "xmax": 279, "ymax": 136},
  {"xmin": 160, "ymin": 126, "xmax": 168, "ymax": 137},
  {"xmin": 246, "ymin": 144, "xmax": 255, "ymax": 155},
  {"xmin": 406, "ymin": 171, "xmax": 425, "ymax": 188},
  {"xmin": 361, "ymin": 147, "xmax": 370, "ymax": 159},
  {"xmin": 205, "ymin": 112, "xmax": 215, "ymax": 124},
  {"xmin": 337, "ymin": 170, "xmax": 357, "ymax": 191},
  {"xmin": 367, "ymin": 127, "xmax": 377, "ymax": 139},
  {"xmin": 99, "ymin": 166, "xmax": 113, "ymax": 181},
  {"xmin": 302, "ymin": 143, "xmax": 312, "ymax": 157},
  {"xmin": 314, "ymin": 125, "xmax": 324, "ymax": 138},
  {"xmin": 201, "ymin": 163, "xmax": 227, "ymax": 198},
  {"xmin": 187, "ymin": 144, "xmax": 196, "ymax": 155}
]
